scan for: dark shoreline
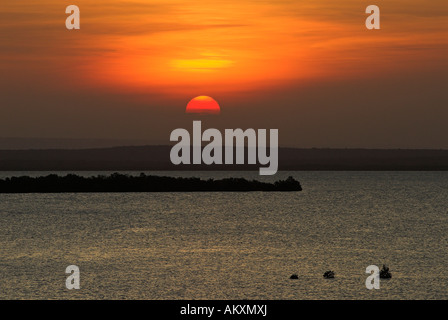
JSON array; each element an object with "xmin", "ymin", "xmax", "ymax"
[
  {"xmin": 0, "ymin": 173, "xmax": 302, "ymax": 193},
  {"xmin": 0, "ymin": 147, "xmax": 446, "ymax": 171}
]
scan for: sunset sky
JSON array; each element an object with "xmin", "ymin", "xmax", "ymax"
[{"xmin": 1, "ymin": 0, "xmax": 447, "ymax": 148}]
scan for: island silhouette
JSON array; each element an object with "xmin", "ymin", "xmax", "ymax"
[{"xmin": 0, "ymin": 173, "xmax": 302, "ymax": 193}]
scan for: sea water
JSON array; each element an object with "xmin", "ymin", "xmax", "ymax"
[{"xmin": 0, "ymin": 171, "xmax": 446, "ymax": 299}]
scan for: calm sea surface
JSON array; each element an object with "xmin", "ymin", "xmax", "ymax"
[{"xmin": 0, "ymin": 171, "xmax": 447, "ymax": 300}]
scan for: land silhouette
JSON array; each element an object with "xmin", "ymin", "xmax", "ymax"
[
  {"xmin": 0, "ymin": 146, "xmax": 446, "ymax": 171},
  {"xmin": 0, "ymin": 173, "xmax": 302, "ymax": 193}
]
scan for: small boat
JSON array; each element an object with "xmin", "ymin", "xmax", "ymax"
[
  {"xmin": 323, "ymin": 270, "xmax": 335, "ymax": 279},
  {"xmin": 380, "ymin": 265, "xmax": 392, "ymax": 279}
]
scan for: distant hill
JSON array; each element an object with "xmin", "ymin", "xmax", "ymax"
[
  {"xmin": 0, "ymin": 146, "xmax": 446, "ymax": 171},
  {"xmin": 0, "ymin": 138, "xmax": 159, "ymax": 150}
]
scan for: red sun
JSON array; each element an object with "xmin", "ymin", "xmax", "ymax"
[{"xmin": 186, "ymin": 96, "xmax": 220, "ymax": 115}]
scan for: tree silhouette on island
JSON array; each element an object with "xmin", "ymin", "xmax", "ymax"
[{"xmin": 0, "ymin": 173, "xmax": 302, "ymax": 193}]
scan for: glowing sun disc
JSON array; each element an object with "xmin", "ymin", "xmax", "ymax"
[{"xmin": 186, "ymin": 96, "xmax": 221, "ymax": 115}]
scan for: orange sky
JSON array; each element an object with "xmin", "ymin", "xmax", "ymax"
[
  {"xmin": 2, "ymin": 0, "xmax": 446, "ymax": 93},
  {"xmin": 0, "ymin": 0, "xmax": 447, "ymax": 148}
]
